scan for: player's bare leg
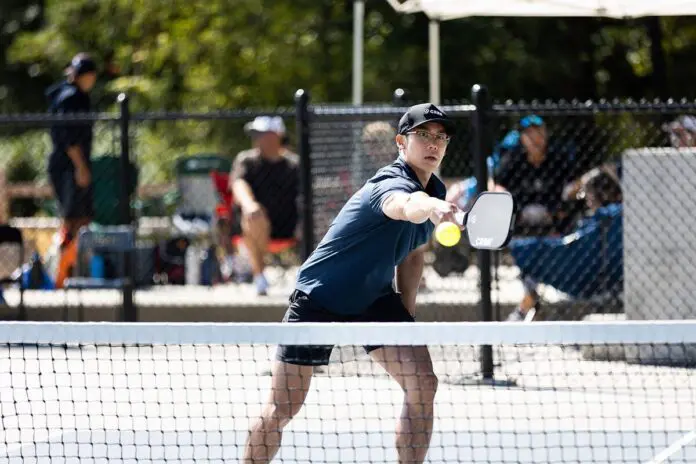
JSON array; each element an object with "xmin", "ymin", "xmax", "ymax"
[
  {"xmin": 241, "ymin": 209, "xmax": 271, "ymax": 293},
  {"xmin": 243, "ymin": 360, "xmax": 314, "ymax": 463},
  {"xmin": 371, "ymin": 345, "xmax": 438, "ymax": 464},
  {"xmin": 241, "ymin": 209, "xmax": 270, "ymax": 275}
]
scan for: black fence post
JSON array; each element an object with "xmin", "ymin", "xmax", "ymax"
[
  {"xmin": 471, "ymin": 84, "xmax": 494, "ymax": 380},
  {"xmin": 117, "ymin": 93, "xmax": 136, "ymax": 322},
  {"xmin": 295, "ymin": 89, "xmax": 314, "ymax": 261}
]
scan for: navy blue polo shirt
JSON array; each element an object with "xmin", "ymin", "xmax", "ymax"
[
  {"xmin": 46, "ymin": 81, "xmax": 93, "ymax": 173},
  {"xmin": 295, "ymin": 156, "xmax": 446, "ymax": 315}
]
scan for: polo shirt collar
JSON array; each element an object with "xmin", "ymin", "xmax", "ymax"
[{"xmin": 396, "ymin": 156, "xmax": 440, "ymax": 195}]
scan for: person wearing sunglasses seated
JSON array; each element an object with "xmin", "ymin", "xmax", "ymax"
[{"xmin": 492, "ymin": 115, "xmax": 581, "ymax": 236}]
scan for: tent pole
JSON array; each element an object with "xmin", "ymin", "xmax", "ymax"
[
  {"xmin": 353, "ymin": 0, "xmax": 365, "ymax": 105},
  {"xmin": 429, "ymin": 19, "xmax": 441, "ymax": 104},
  {"xmin": 351, "ymin": 1, "xmax": 365, "ymax": 192}
]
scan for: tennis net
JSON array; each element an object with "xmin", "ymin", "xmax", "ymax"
[{"xmin": 1, "ymin": 320, "xmax": 695, "ymax": 463}]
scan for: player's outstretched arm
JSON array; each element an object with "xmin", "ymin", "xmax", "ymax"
[{"xmin": 383, "ymin": 191, "xmax": 458, "ymax": 225}]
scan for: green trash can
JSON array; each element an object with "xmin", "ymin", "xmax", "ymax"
[{"xmin": 92, "ymin": 155, "xmax": 138, "ymax": 226}]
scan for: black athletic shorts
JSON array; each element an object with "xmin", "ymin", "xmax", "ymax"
[
  {"xmin": 276, "ymin": 289, "xmax": 415, "ymax": 366},
  {"xmin": 49, "ymin": 168, "xmax": 94, "ymax": 219},
  {"xmin": 231, "ymin": 204, "xmax": 296, "ymax": 240}
]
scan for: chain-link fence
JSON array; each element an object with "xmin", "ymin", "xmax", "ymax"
[
  {"xmin": 0, "ymin": 102, "xmax": 303, "ymax": 321},
  {"xmin": 0, "ymin": 113, "xmax": 124, "ymax": 319},
  {"xmin": 128, "ymin": 109, "xmax": 297, "ymax": 294},
  {"xmin": 485, "ymin": 102, "xmax": 696, "ymax": 323},
  {"xmin": 1, "ymin": 90, "xmax": 695, "ymax": 323},
  {"xmin": 310, "ymin": 107, "xmax": 405, "ymax": 241}
]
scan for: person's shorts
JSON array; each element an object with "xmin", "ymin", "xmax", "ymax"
[
  {"xmin": 49, "ymin": 169, "xmax": 94, "ymax": 220},
  {"xmin": 231, "ymin": 204, "xmax": 296, "ymax": 240},
  {"xmin": 269, "ymin": 220, "xmax": 296, "ymax": 240},
  {"xmin": 276, "ymin": 290, "xmax": 415, "ymax": 366}
]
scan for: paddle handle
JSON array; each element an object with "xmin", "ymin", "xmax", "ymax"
[{"xmin": 454, "ymin": 210, "xmax": 467, "ymax": 227}]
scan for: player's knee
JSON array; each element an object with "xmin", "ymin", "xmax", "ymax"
[
  {"xmin": 411, "ymin": 372, "xmax": 438, "ymax": 403},
  {"xmin": 264, "ymin": 399, "xmax": 304, "ymax": 427},
  {"xmin": 243, "ymin": 213, "xmax": 269, "ymax": 233}
]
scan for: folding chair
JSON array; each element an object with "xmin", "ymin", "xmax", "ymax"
[
  {"xmin": 173, "ymin": 154, "xmax": 232, "ymax": 238},
  {"xmin": 167, "ymin": 155, "xmax": 234, "ymax": 286},
  {"xmin": 0, "ymin": 225, "xmax": 24, "ymax": 320},
  {"xmin": 63, "ymin": 225, "xmax": 135, "ymax": 321}
]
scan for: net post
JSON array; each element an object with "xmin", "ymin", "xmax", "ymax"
[
  {"xmin": 471, "ymin": 84, "xmax": 494, "ymax": 380},
  {"xmin": 295, "ymin": 89, "xmax": 314, "ymax": 261},
  {"xmin": 393, "ymin": 88, "xmax": 408, "ymax": 145},
  {"xmin": 117, "ymin": 93, "xmax": 136, "ymax": 322},
  {"xmin": 392, "ymin": 88, "xmax": 407, "ymax": 106}
]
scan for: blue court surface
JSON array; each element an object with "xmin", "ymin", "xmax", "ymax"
[{"xmin": 0, "ymin": 343, "xmax": 694, "ymax": 463}]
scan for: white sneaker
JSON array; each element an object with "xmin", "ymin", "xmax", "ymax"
[
  {"xmin": 506, "ymin": 307, "xmax": 537, "ymax": 322},
  {"xmin": 255, "ymin": 274, "xmax": 269, "ymax": 296},
  {"xmin": 220, "ymin": 256, "xmax": 235, "ymax": 281},
  {"xmin": 524, "ymin": 307, "xmax": 537, "ymax": 322}
]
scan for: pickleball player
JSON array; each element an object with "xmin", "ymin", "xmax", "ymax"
[{"xmin": 244, "ymin": 103, "xmax": 463, "ymax": 464}]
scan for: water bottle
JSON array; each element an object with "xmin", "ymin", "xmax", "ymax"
[
  {"xmin": 185, "ymin": 245, "xmax": 201, "ymax": 285},
  {"xmin": 90, "ymin": 253, "xmax": 105, "ymax": 279},
  {"xmin": 200, "ymin": 246, "xmax": 218, "ymax": 286}
]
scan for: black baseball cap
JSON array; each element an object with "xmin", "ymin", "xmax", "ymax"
[
  {"xmin": 66, "ymin": 53, "xmax": 97, "ymax": 76},
  {"xmin": 397, "ymin": 103, "xmax": 456, "ymax": 136}
]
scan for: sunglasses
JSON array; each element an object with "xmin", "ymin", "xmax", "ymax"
[
  {"xmin": 519, "ymin": 115, "xmax": 544, "ymax": 129},
  {"xmin": 407, "ymin": 130, "xmax": 451, "ymax": 145}
]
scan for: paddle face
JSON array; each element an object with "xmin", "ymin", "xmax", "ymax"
[{"xmin": 464, "ymin": 191, "xmax": 516, "ymax": 250}]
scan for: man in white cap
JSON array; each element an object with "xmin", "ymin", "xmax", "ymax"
[{"xmin": 230, "ymin": 116, "xmax": 300, "ymax": 295}]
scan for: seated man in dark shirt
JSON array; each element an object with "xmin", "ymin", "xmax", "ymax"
[
  {"xmin": 493, "ymin": 115, "xmax": 579, "ymax": 235},
  {"xmin": 230, "ymin": 116, "xmax": 300, "ymax": 295}
]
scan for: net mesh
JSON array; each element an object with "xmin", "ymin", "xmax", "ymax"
[
  {"xmin": 3, "ymin": 103, "xmax": 696, "ymax": 322},
  {"xmin": 2, "ymin": 321, "xmax": 695, "ymax": 463}
]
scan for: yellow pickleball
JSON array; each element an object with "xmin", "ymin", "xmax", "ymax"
[{"xmin": 435, "ymin": 221, "xmax": 461, "ymax": 247}]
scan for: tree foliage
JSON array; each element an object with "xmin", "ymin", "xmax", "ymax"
[
  {"xmin": 3, "ymin": 1, "xmax": 696, "ymax": 206},
  {"xmin": 4, "ymin": 1, "xmax": 696, "ymax": 111}
]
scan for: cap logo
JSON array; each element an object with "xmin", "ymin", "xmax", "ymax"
[{"xmin": 424, "ymin": 107, "xmax": 444, "ymax": 117}]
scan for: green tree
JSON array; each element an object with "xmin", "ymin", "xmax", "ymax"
[
  {"xmin": 5, "ymin": 1, "xmax": 696, "ymax": 191},
  {"xmin": 0, "ymin": 0, "xmax": 50, "ymax": 112},
  {"xmin": 9, "ymin": 1, "xmax": 696, "ymax": 110}
]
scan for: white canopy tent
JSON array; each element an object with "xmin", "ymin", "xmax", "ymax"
[
  {"xmin": 348, "ymin": 0, "xmax": 696, "ymax": 104},
  {"xmin": 386, "ymin": 0, "xmax": 696, "ymax": 20}
]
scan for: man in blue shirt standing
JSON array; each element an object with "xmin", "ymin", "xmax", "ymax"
[{"xmin": 244, "ymin": 103, "xmax": 461, "ymax": 464}]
